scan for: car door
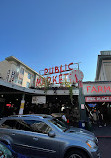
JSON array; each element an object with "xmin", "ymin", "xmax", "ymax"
[
  {"xmin": 22, "ymin": 119, "xmax": 60, "ymax": 158},
  {"xmin": 0, "ymin": 119, "xmax": 31, "ymax": 156},
  {"xmin": 6, "ymin": 119, "xmax": 60, "ymax": 158}
]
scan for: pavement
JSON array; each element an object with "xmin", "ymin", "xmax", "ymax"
[
  {"xmin": 91, "ymin": 124, "xmax": 111, "ymax": 158},
  {"xmin": 92, "ymin": 123, "xmax": 111, "ymax": 137}
]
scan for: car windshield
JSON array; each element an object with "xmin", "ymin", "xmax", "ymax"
[{"xmin": 49, "ymin": 118, "xmax": 69, "ymax": 132}]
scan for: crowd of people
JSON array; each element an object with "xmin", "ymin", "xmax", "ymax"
[{"xmin": 86, "ymin": 105, "xmax": 107, "ymax": 127}]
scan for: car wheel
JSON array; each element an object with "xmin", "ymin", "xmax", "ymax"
[{"xmin": 65, "ymin": 149, "xmax": 88, "ymax": 158}]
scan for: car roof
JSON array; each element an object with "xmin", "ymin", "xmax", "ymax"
[{"xmin": 8, "ymin": 114, "xmax": 53, "ymax": 119}]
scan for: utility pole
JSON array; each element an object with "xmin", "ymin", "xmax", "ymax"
[{"xmin": 77, "ymin": 63, "xmax": 87, "ymax": 125}]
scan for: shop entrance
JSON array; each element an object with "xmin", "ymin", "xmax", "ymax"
[{"xmin": 85, "ymin": 102, "xmax": 111, "ymax": 125}]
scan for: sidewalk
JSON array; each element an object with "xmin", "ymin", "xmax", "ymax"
[{"xmin": 92, "ymin": 124, "xmax": 111, "ymax": 137}]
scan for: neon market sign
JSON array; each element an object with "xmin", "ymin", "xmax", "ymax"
[{"xmin": 36, "ymin": 62, "xmax": 84, "ymax": 87}]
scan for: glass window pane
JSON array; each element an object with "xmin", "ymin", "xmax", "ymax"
[
  {"xmin": 28, "ymin": 73, "xmax": 31, "ymax": 79},
  {"xmin": 20, "ymin": 68, "xmax": 24, "ymax": 75}
]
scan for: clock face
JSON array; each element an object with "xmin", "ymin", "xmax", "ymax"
[{"xmin": 69, "ymin": 70, "xmax": 84, "ymax": 83}]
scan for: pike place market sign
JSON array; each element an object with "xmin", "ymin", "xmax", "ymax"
[
  {"xmin": 83, "ymin": 82, "xmax": 111, "ymax": 96},
  {"xmin": 36, "ymin": 62, "xmax": 84, "ymax": 86}
]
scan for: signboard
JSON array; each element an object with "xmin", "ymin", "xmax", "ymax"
[
  {"xmin": 81, "ymin": 104, "xmax": 85, "ymax": 109},
  {"xmin": 83, "ymin": 82, "xmax": 111, "ymax": 96},
  {"xmin": 32, "ymin": 96, "xmax": 46, "ymax": 104},
  {"xmin": 88, "ymin": 103, "xmax": 96, "ymax": 107},
  {"xmin": 36, "ymin": 62, "xmax": 84, "ymax": 87},
  {"xmin": 85, "ymin": 96, "xmax": 111, "ymax": 102}
]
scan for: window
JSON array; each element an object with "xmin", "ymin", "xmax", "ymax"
[
  {"xmin": 0, "ymin": 119, "xmax": 52, "ymax": 134},
  {"xmin": 26, "ymin": 82, "xmax": 30, "ymax": 88},
  {"xmin": 20, "ymin": 68, "xmax": 24, "ymax": 75},
  {"xmin": 28, "ymin": 120, "xmax": 52, "ymax": 134},
  {"xmin": 28, "ymin": 73, "xmax": 31, "ymax": 79},
  {"xmin": 0, "ymin": 120, "xmax": 17, "ymax": 129},
  {"xmin": 18, "ymin": 78, "xmax": 23, "ymax": 85},
  {"xmin": 49, "ymin": 118, "xmax": 68, "ymax": 132}
]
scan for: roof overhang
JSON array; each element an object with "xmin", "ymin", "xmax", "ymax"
[{"xmin": 0, "ymin": 79, "xmax": 44, "ymax": 95}]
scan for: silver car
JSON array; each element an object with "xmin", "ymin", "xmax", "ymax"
[{"xmin": 0, "ymin": 114, "xmax": 100, "ymax": 158}]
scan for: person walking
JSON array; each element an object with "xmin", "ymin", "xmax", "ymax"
[{"xmin": 98, "ymin": 110, "xmax": 103, "ymax": 127}]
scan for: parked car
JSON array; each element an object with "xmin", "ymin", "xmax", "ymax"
[{"xmin": 0, "ymin": 114, "xmax": 100, "ymax": 158}]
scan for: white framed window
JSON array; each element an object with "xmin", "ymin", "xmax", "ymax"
[
  {"xmin": 20, "ymin": 68, "xmax": 24, "ymax": 75},
  {"xmin": 28, "ymin": 73, "xmax": 31, "ymax": 79},
  {"xmin": 18, "ymin": 78, "xmax": 23, "ymax": 85}
]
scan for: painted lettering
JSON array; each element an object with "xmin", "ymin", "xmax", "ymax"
[
  {"xmin": 91, "ymin": 86, "xmax": 97, "ymax": 93},
  {"xmin": 98, "ymin": 86, "xmax": 104, "ymax": 92},
  {"xmin": 87, "ymin": 86, "xmax": 91, "ymax": 93},
  {"xmin": 104, "ymin": 86, "xmax": 111, "ymax": 92}
]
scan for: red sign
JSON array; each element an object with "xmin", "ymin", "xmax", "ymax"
[
  {"xmin": 44, "ymin": 63, "xmax": 73, "ymax": 75},
  {"xmin": 36, "ymin": 63, "xmax": 84, "ymax": 87},
  {"xmin": 87, "ymin": 86, "xmax": 111, "ymax": 93},
  {"xmin": 85, "ymin": 96, "xmax": 111, "ymax": 102}
]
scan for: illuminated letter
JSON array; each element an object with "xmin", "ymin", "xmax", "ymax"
[
  {"xmin": 42, "ymin": 78, "xmax": 46, "ymax": 85},
  {"xmin": 60, "ymin": 65, "xmax": 64, "ymax": 73},
  {"xmin": 49, "ymin": 68, "xmax": 54, "ymax": 74},
  {"xmin": 55, "ymin": 66, "xmax": 59, "ymax": 73},
  {"xmin": 68, "ymin": 62, "xmax": 73, "ymax": 70},
  {"xmin": 53, "ymin": 76, "xmax": 57, "ymax": 84},
  {"xmin": 36, "ymin": 78, "xmax": 41, "ymax": 86},
  {"xmin": 59, "ymin": 74, "xmax": 62, "ymax": 84},
  {"xmin": 47, "ymin": 77, "xmax": 51, "ymax": 83},
  {"xmin": 44, "ymin": 68, "xmax": 48, "ymax": 75}
]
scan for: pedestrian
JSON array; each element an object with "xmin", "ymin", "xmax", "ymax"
[
  {"xmin": 98, "ymin": 110, "xmax": 103, "ymax": 127},
  {"xmin": 62, "ymin": 110, "xmax": 67, "ymax": 122}
]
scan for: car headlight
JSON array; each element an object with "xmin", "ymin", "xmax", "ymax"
[{"xmin": 86, "ymin": 140, "xmax": 97, "ymax": 149}]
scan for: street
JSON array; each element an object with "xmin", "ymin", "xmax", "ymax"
[{"xmin": 98, "ymin": 137, "xmax": 111, "ymax": 158}]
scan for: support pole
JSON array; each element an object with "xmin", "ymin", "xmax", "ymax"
[{"xmin": 19, "ymin": 93, "xmax": 25, "ymax": 115}]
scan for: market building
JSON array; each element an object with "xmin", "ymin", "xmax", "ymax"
[
  {"xmin": 83, "ymin": 51, "xmax": 111, "ymax": 123},
  {"xmin": 0, "ymin": 56, "xmax": 43, "ymax": 88},
  {"xmin": 2, "ymin": 51, "xmax": 111, "ymax": 125},
  {"xmin": 0, "ymin": 57, "xmax": 84, "ymax": 126}
]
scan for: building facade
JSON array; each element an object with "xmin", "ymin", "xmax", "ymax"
[
  {"xmin": 95, "ymin": 51, "xmax": 111, "ymax": 81},
  {"xmin": 0, "ymin": 56, "xmax": 43, "ymax": 88}
]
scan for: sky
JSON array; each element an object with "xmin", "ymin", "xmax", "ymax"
[{"xmin": 0, "ymin": 0, "xmax": 111, "ymax": 81}]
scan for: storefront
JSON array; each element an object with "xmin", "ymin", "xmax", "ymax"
[{"xmin": 83, "ymin": 81, "xmax": 111, "ymax": 122}]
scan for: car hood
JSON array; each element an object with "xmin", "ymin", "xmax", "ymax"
[{"xmin": 64, "ymin": 127, "xmax": 95, "ymax": 140}]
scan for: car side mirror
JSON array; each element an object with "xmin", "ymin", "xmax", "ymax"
[{"xmin": 48, "ymin": 130, "xmax": 55, "ymax": 137}]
